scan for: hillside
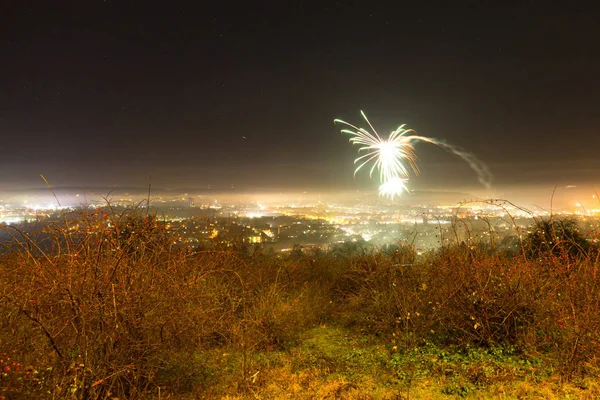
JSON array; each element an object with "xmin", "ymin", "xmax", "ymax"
[{"xmin": 2, "ymin": 207, "xmax": 600, "ymax": 399}]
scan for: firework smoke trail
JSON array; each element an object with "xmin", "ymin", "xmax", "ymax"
[
  {"xmin": 394, "ymin": 134, "xmax": 494, "ymax": 190},
  {"xmin": 335, "ymin": 111, "xmax": 493, "ymax": 198},
  {"xmin": 424, "ymin": 140, "xmax": 493, "ymax": 190}
]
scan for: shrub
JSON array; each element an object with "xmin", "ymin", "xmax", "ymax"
[
  {"xmin": 523, "ymin": 216, "xmax": 594, "ymax": 259},
  {"xmin": 3, "ymin": 204, "xmax": 600, "ymax": 398}
]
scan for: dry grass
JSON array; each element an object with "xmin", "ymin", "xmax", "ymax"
[{"xmin": 2, "ymin": 204, "xmax": 600, "ymax": 398}]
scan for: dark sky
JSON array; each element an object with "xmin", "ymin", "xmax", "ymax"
[{"xmin": 1, "ymin": 1, "xmax": 599, "ymax": 192}]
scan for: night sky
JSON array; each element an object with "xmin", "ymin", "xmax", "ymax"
[{"xmin": 2, "ymin": 2, "xmax": 599, "ymax": 193}]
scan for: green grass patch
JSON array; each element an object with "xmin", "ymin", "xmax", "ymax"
[{"xmin": 190, "ymin": 324, "xmax": 600, "ymax": 399}]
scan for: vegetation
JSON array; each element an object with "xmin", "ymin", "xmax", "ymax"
[
  {"xmin": 2, "ymin": 204, "xmax": 600, "ymax": 399},
  {"xmin": 523, "ymin": 216, "xmax": 594, "ymax": 258}
]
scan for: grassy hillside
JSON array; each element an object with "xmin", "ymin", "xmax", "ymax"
[{"xmin": 2, "ymin": 207, "xmax": 600, "ymax": 399}]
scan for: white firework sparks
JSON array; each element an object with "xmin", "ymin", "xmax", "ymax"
[
  {"xmin": 378, "ymin": 177, "xmax": 409, "ymax": 199},
  {"xmin": 335, "ymin": 110, "xmax": 492, "ymax": 199},
  {"xmin": 335, "ymin": 111, "xmax": 426, "ymax": 199},
  {"xmin": 334, "ymin": 111, "xmax": 421, "ymax": 183}
]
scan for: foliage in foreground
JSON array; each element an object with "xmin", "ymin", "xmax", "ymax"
[{"xmin": 1, "ymin": 207, "xmax": 600, "ymax": 398}]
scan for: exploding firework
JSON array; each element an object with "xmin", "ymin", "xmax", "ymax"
[
  {"xmin": 378, "ymin": 177, "xmax": 409, "ymax": 198},
  {"xmin": 335, "ymin": 111, "xmax": 492, "ymax": 198}
]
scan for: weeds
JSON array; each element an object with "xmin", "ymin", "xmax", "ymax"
[{"xmin": 2, "ymin": 200, "xmax": 600, "ymax": 398}]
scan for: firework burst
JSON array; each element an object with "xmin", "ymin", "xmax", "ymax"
[
  {"xmin": 378, "ymin": 177, "xmax": 409, "ymax": 198},
  {"xmin": 335, "ymin": 111, "xmax": 492, "ymax": 199}
]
